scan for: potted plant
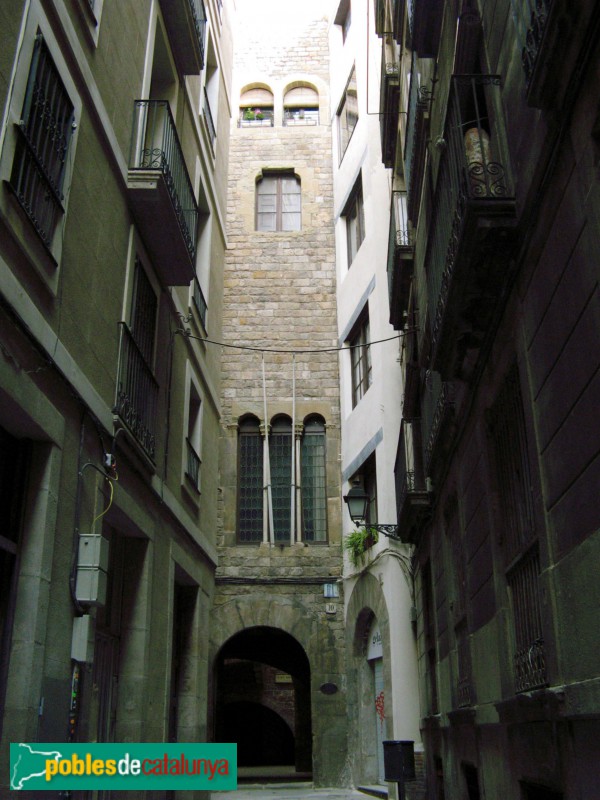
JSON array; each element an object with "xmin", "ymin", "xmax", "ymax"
[
  {"xmin": 243, "ymin": 108, "xmax": 255, "ymax": 121},
  {"xmin": 254, "ymin": 108, "xmax": 264, "ymax": 120},
  {"xmin": 343, "ymin": 527, "xmax": 379, "ymax": 567}
]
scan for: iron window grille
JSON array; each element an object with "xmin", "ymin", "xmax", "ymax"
[
  {"xmin": 489, "ymin": 366, "xmax": 547, "ymax": 692},
  {"xmin": 256, "ymin": 173, "xmax": 301, "ymax": 232},
  {"xmin": 349, "ymin": 311, "xmax": 372, "ymax": 408},
  {"xmin": 283, "ymin": 108, "xmax": 319, "ymax": 126},
  {"xmin": 269, "ymin": 417, "xmax": 293, "ymax": 543},
  {"xmin": 238, "ymin": 108, "xmax": 274, "ymax": 127},
  {"xmin": 9, "ymin": 33, "xmax": 75, "ymax": 250},
  {"xmin": 114, "ymin": 260, "xmax": 159, "ymax": 461}
]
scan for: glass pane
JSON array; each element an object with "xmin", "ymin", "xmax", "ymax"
[
  {"xmin": 301, "ymin": 425, "xmax": 327, "ymax": 541},
  {"xmin": 270, "ymin": 425, "xmax": 292, "ymax": 542},
  {"xmin": 257, "ymin": 212, "xmax": 277, "ymax": 231},
  {"xmin": 239, "ymin": 430, "xmax": 263, "ymax": 542}
]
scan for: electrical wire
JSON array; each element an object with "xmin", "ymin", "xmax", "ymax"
[
  {"xmin": 177, "ymin": 327, "xmax": 416, "ymax": 354},
  {"xmin": 90, "ymin": 470, "xmax": 118, "ymax": 530}
]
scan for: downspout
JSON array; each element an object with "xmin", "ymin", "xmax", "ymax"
[{"xmin": 262, "ymin": 355, "xmax": 274, "ymax": 544}]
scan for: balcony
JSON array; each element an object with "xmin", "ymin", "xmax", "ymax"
[
  {"xmin": 520, "ymin": 0, "xmax": 557, "ymax": 108},
  {"xmin": 407, "ymin": 0, "xmax": 443, "ymax": 56},
  {"xmin": 394, "ymin": 419, "xmax": 431, "ymax": 544},
  {"xmin": 425, "ymin": 75, "xmax": 517, "ymax": 379},
  {"xmin": 238, "ymin": 109, "xmax": 274, "ymax": 127},
  {"xmin": 114, "ymin": 323, "xmax": 159, "ymax": 462},
  {"xmin": 380, "ymin": 55, "xmax": 401, "ymax": 169},
  {"xmin": 402, "ymin": 323, "xmax": 420, "ymax": 419},
  {"xmin": 127, "ymin": 100, "xmax": 198, "ymax": 286},
  {"xmin": 404, "ymin": 58, "xmax": 431, "ymax": 223},
  {"xmin": 387, "ymin": 190, "xmax": 413, "ymax": 329},
  {"xmin": 159, "ymin": 0, "xmax": 206, "ymax": 75},
  {"xmin": 422, "ymin": 372, "xmax": 455, "ymax": 477}
]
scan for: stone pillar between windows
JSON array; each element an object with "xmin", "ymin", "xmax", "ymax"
[
  {"xmin": 294, "ymin": 423, "xmax": 304, "ymax": 543},
  {"xmin": 260, "ymin": 423, "xmax": 272, "ymax": 544}
]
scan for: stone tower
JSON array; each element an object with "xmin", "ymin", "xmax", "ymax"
[{"xmin": 210, "ymin": 0, "xmax": 348, "ymax": 786}]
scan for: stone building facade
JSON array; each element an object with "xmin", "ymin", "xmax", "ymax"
[
  {"xmin": 211, "ymin": 0, "xmax": 349, "ymax": 787},
  {"xmin": 377, "ymin": 0, "xmax": 600, "ymax": 797}
]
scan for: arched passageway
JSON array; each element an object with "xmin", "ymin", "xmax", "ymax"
[{"xmin": 214, "ymin": 626, "xmax": 312, "ymax": 777}]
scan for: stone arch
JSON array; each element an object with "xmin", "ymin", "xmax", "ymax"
[
  {"xmin": 212, "ymin": 621, "xmax": 313, "ymax": 774},
  {"xmin": 345, "ymin": 572, "xmax": 393, "ymax": 787}
]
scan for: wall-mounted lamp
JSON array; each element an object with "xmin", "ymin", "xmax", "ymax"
[{"xmin": 343, "ymin": 481, "xmax": 402, "ymax": 541}]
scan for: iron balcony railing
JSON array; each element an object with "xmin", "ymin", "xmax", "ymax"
[
  {"xmin": 129, "ymin": 100, "xmax": 198, "ymax": 262},
  {"xmin": 392, "ymin": 0, "xmax": 406, "ymax": 43},
  {"xmin": 203, "ymin": 88, "xmax": 216, "ymax": 147},
  {"xmin": 404, "ymin": 55, "xmax": 431, "ymax": 222},
  {"xmin": 422, "ymin": 371, "xmax": 455, "ymax": 473},
  {"xmin": 394, "ymin": 419, "xmax": 430, "ymax": 542},
  {"xmin": 114, "ymin": 322, "xmax": 159, "ymax": 461},
  {"xmin": 189, "ymin": 0, "xmax": 207, "ymax": 68},
  {"xmin": 185, "ymin": 438, "xmax": 201, "ymax": 489},
  {"xmin": 238, "ymin": 109, "xmax": 274, "ymax": 127},
  {"xmin": 521, "ymin": 0, "xmax": 552, "ymax": 91},
  {"xmin": 425, "ymin": 74, "xmax": 515, "ymax": 363},
  {"xmin": 193, "ymin": 277, "xmax": 208, "ymax": 329},
  {"xmin": 387, "ymin": 190, "xmax": 413, "ymax": 327},
  {"xmin": 380, "ymin": 55, "xmax": 400, "ymax": 168},
  {"xmin": 283, "ymin": 109, "xmax": 319, "ymax": 126}
]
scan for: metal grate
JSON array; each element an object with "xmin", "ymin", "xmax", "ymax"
[
  {"xmin": 508, "ymin": 546, "xmax": 547, "ymax": 692},
  {"xmin": 238, "ymin": 419, "xmax": 263, "ymax": 542},
  {"xmin": 10, "ymin": 34, "xmax": 74, "ymax": 248},
  {"xmin": 489, "ymin": 366, "xmax": 536, "ymax": 564},
  {"xmin": 301, "ymin": 419, "xmax": 327, "ymax": 541}
]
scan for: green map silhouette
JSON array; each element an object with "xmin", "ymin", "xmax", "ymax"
[{"xmin": 10, "ymin": 743, "xmax": 63, "ymax": 790}]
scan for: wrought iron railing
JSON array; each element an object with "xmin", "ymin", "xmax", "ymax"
[
  {"xmin": 129, "ymin": 100, "xmax": 199, "ymax": 261},
  {"xmin": 193, "ymin": 277, "xmax": 208, "ymax": 329},
  {"xmin": 189, "ymin": 0, "xmax": 207, "ymax": 68},
  {"xmin": 422, "ymin": 373, "xmax": 454, "ymax": 472},
  {"xmin": 203, "ymin": 88, "xmax": 216, "ymax": 147},
  {"xmin": 114, "ymin": 322, "xmax": 159, "ymax": 461},
  {"xmin": 387, "ymin": 190, "xmax": 412, "ymax": 303},
  {"xmin": 283, "ymin": 109, "xmax": 319, "ymax": 126},
  {"xmin": 238, "ymin": 109, "xmax": 274, "ymax": 127},
  {"xmin": 404, "ymin": 56, "xmax": 431, "ymax": 220},
  {"xmin": 380, "ymin": 55, "xmax": 400, "ymax": 168},
  {"xmin": 185, "ymin": 438, "xmax": 201, "ymax": 489},
  {"xmin": 425, "ymin": 75, "xmax": 514, "ymax": 355},
  {"xmin": 521, "ymin": 0, "xmax": 552, "ymax": 89}
]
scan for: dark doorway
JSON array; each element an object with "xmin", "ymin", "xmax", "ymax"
[{"xmin": 214, "ymin": 626, "xmax": 312, "ymax": 779}]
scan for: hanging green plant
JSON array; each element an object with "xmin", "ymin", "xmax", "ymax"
[{"xmin": 343, "ymin": 527, "xmax": 379, "ymax": 567}]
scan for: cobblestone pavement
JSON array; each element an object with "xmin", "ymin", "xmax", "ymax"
[{"xmin": 213, "ymin": 782, "xmax": 382, "ymax": 800}]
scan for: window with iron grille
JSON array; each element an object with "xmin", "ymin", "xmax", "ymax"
[
  {"xmin": 256, "ymin": 173, "xmax": 301, "ymax": 232},
  {"xmin": 422, "ymin": 561, "xmax": 439, "ymax": 714},
  {"xmin": 301, "ymin": 417, "xmax": 327, "ymax": 542},
  {"xmin": 237, "ymin": 416, "xmax": 263, "ymax": 542},
  {"xmin": 9, "ymin": 33, "xmax": 75, "ymax": 251},
  {"xmin": 344, "ymin": 177, "xmax": 365, "ymax": 267},
  {"xmin": 489, "ymin": 365, "xmax": 547, "ymax": 692},
  {"xmin": 130, "ymin": 260, "xmax": 157, "ymax": 367},
  {"xmin": 349, "ymin": 310, "xmax": 372, "ymax": 407},
  {"xmin": 337, "ymin": 66, "xmax": 358, "ymax": 161}
]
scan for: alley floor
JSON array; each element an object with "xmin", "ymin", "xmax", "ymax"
[{"xmin": 213, "ymin": 783, "xmax": 386, "ymax": 800}]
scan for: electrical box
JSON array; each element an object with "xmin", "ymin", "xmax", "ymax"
[
  {"xmin": 75, "ymin": 534, "xmax": 109, "ymax": 606},
  {"xmin": 71, "ymin": 615, "xmax": 95, "ymax": 663},
  {"xmin": 78, "ymin": 534, "xmax": 109, "ymax": 570}
]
